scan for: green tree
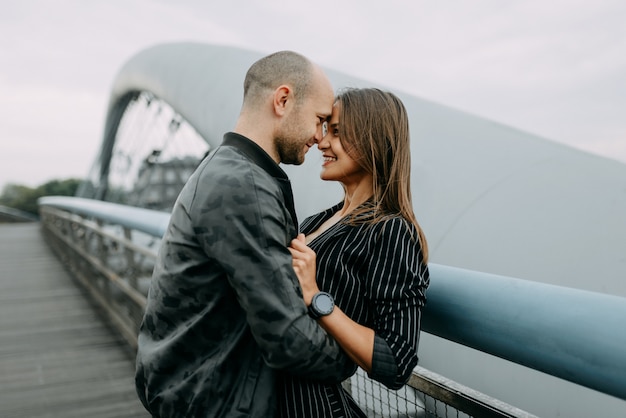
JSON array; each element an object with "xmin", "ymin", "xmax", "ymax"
[{"xmin": 0, "ymin": 178, "xmax": 82, "ymax": 216}]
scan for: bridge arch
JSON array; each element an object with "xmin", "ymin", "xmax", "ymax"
[{"xmin": 78, "ymin": 42, "xmax": 626, "ymax": 417}]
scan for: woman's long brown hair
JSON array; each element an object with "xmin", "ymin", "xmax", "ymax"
[{"xmin": 337, "ymin": 88, "xmax": 429, "ymax": 262}]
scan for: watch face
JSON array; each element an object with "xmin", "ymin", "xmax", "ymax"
[{"xmin": 315, "ymin": 293, "xmax": 334, "ymax": 315}]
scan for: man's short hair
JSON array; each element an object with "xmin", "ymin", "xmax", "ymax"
[{"xmin": 243, "ymin": 51, "xmax": 313, "ymax": 106}]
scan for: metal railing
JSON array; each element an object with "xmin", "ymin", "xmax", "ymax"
[
  {"xmin": 38, "ymin": 196, "xmax": 626, "ymax": 417},
  {"xmin": 0, "ymin": 205, "xmax": 39, "ymax": 223}
]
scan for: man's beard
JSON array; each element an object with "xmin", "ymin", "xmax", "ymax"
[
  {"xmin": 275, "ymin": 112, "xmax": 308, "ymax": 165},
  {"xmin": 275, "ymin": 134, "xmax": 306, "ymax": 165}
]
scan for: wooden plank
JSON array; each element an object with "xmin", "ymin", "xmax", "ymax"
[{"xmin": 0, "ymin": 223, "xmax": 149, "ymax": 418}]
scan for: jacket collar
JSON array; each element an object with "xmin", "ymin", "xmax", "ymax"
[
  {"xmin": 302, "ymin": 200, "xmax": 377, "ymax": 242},
  {"xmin": 222, "ymin": 132, "xmax": 299, "ymax": 233},
  {"xmin": 223, "ymin": 132, "xmax": 288, "ymax": 180},
  {"xmin": 303, "ymin": 202, "xmax": 344, "ymax": 231}
]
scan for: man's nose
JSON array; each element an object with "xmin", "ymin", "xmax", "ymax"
[
  {"xmin": 314, "ymin": 126, "xmax": 324, "ymax": 142},
  {"xmin": 315, "ymin": 121, "xmax": 329, "ymax": 143},
  {"xmin": 316, "ymin": 123, "xmax": 328, "ymax": 145}
]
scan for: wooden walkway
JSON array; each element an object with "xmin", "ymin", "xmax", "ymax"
[{"xmin": 0, "ymin": 223, "xmax": 149, "ymax": 418}]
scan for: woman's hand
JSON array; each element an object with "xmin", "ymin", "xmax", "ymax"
[
  {"xmin": 288, "ymin": 234, "xmax": 319, "ymax": 305},
  {"xmin": 290, "ymin": 235, "xmax": 375, "ymax": 372}
]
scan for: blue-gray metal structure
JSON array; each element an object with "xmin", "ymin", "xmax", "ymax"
[{"xmin": 80, "ymin": 42, "xmax": 626, "ymax": 416}]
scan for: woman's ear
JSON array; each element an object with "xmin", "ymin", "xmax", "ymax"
[{"xmin": 273, "ymin": 85, "xmax": 292, "ymax": 116}]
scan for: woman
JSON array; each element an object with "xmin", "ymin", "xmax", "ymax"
[{"xmin": 279, "ymin": 88, "xmax": 430, "ymax": 417}]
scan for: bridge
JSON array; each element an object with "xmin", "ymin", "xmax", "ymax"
[
  {"xmin": 1, "ymin": 207, "xmax": 542, "ymax": 418},
  {"xmin": 2, "ymin": 42, "xmax": 626, "ymax": 417},
  {"xmin": 0, "ymin": 222, "xmax": 148, "ymax": 418}
]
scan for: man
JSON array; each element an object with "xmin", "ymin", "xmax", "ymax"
[{"xmin": 135, "ymin": 51, "xmax": 355, "ymax": 417}]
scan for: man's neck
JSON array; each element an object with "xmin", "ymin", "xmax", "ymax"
[{"xmin": 233, "ymin": 121, "xmax": 279, "ymax": 164}]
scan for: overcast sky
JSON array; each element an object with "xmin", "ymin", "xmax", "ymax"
[{"xmin": 1, "ymin": 0, "xmax": 625, "ymax": 188}]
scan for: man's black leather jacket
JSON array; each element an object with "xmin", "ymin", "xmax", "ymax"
[{"xmin": 135, "ymin": 133, "xmax": 355, "ymax": 417}]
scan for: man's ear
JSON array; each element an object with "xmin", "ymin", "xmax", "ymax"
[{"xmin": 273, "ymin": 85, "xmax": 292, "ymax": 116}]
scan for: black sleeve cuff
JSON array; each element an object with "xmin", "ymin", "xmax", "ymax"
[{"xmin": 368, "ymin": 334, "xmax": 399, "ymax": 389}]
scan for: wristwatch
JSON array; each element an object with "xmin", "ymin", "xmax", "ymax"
[{"xmin": 308, "ymin": 291, "xmax": 334, "ymax": 319}]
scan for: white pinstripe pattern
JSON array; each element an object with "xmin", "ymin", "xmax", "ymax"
[{"xmin": 278, "ymin": 202, "xmax": 429, "ymax": 417}]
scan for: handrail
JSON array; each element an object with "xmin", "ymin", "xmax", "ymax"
[
  {"xmin": 38, "ymin": 195, "xmax": 626, "ymax": 402},
  {"xmin": 39, "ymin": 196, "xmax": 170, "ymax": 237},
  {"xmin": 0, "ymin": 205, "xmax": 39, "ymax": 222},
  {"xmin": 423, "ymin": 264, "xmax": 626, "ymax": 401}
]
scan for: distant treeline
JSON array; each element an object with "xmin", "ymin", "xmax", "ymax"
[{"xmin": 0, "ymin": 178, "xmax": 82, "ymax": 216}]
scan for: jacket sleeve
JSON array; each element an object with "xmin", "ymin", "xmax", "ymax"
[
  {"xmin": 191, "ymin": 157, "xmax": 355, "ymax": 382},
  {"xmin": 365, "ymin": 217, "xmax": 430, "ymax": 389}
]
